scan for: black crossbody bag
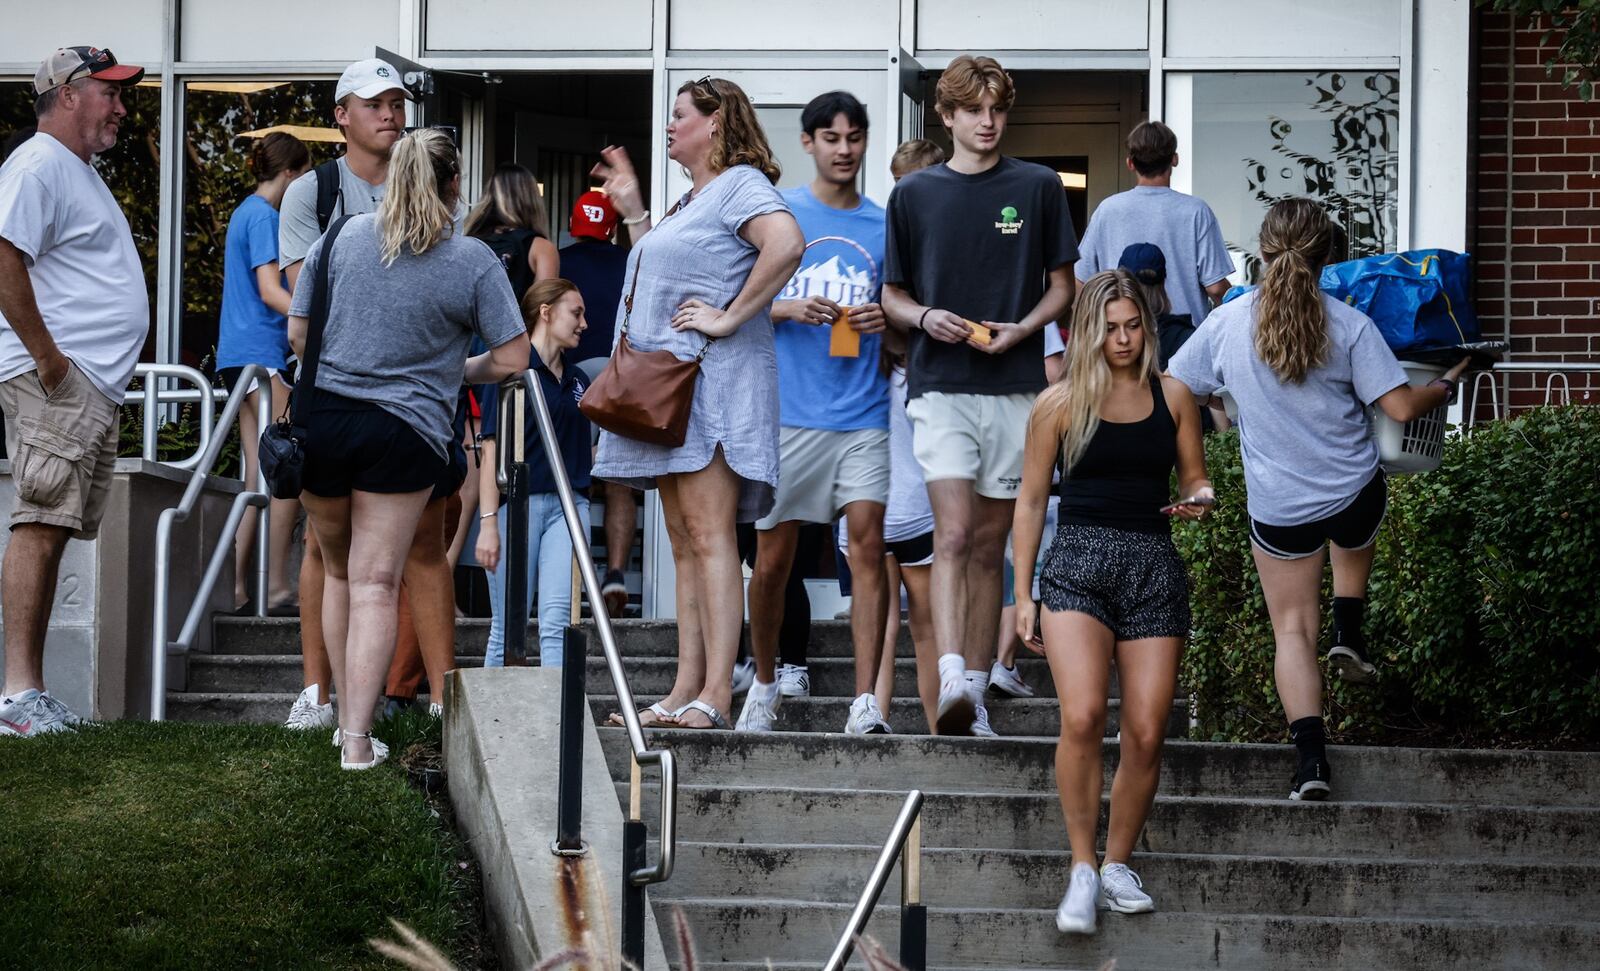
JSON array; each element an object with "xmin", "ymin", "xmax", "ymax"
[{"xmin": 260, "ymin": 215, "xmax": 352, "ymax": 499}]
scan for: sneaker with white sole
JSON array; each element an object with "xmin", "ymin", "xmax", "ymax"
[
  {"xmin": 1289, "ymin": 757, "xmax": 1332, "ymax": 801},
  {"xmin": 844, "ymin": 693, "xmax": 891, "ymax": 735},
  {"xmin": 971, "ymin": 701, "xmax": 999, "ymax": 738},
  {"xmin": 935, "ymin": 677, "xmax": 976, "ymax": 736},
  {"xmin": 1098, "ymin": 862, "xmax": 1155, "ymax": 914},
  {"xmin": 428, "ymin": 702, "xmax": 443, "ymax": 719},
  {"xmin": 989, "ymin": 661, "xmax": 1034, "ymax": 698},
  {"xmin": 731, "ymin": 658, "xmax": 755, "ymax": 696},
  {"xmin": 1055, "ymin": 862, "xmax": 1100, "ymax": 935},
  {"xmin": 776, "ymin": 663, "xmax": 810, "ymax": 698},
  {"xmin": 285, "ymin": 684, "xmax": 335, "ymax": 731},
  {"xmin": 735, "ymin": 680, "xmax": 781, "ymax": 732},
  {"xmin": 1327, "ymin": 644, "xmax": 1378, "ymax": 684},
  {"xmin": 0, "ymin": 689, "xmax": 76, "ymax": 738}
]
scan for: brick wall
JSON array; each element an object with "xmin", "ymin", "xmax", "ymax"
[{"xmin": 1473, "ymin": 11, "xmax": 1600, "ymax": 414}]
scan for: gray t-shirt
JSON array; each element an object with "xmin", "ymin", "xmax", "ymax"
[
  {"xmin": 1075, "ymin": 185, "xmax": 1234, "ymax": 324},
  {"xmin": 278, "ymin": 157, "xmax": 386, "ymax": 268},
  {"xmin": 1168, "ymin": 290, "xmax": 1407, "ymax": 525},
  {"xmin": 288, "ymin": 215, "xmax": 525, "ymax": 459}
]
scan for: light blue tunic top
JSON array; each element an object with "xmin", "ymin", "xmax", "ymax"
[{"xmin": 593, "ymin": 165, "xmax": 790, "ymax": 522}]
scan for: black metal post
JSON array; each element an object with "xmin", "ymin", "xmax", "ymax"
[
  {"xmin": 621, "ymin": 820, "xmax": 647, "ymax": 969},
  {"xmin": 504, "ymin": 461, "xmax": 529, "ymax": 663},
  {"xmin": 555, "ymin": 625, "xmax": 587, "ymax": 852},
  {"xmin": 899, "ymin": 902, "xmax": 927, "ymax": 971}
]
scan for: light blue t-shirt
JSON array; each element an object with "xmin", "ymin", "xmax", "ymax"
[
  {"xmin": 1168, "ymin": 290, "xmax": 1408, "ymax": 526},
  {"xmin": 772, "ymin": 186, "xmax": 889, "ymax": 431},
  {"xmin": 217, "ymin": 194, "xmax": 289, "ymax": 370},
  {"xmin": 1075, "ymin": 185, "xmax": 1234, "ymax": 324}
]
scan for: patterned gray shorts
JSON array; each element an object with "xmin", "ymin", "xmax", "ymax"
[{"xmin": 1039, "ymin": 524, "xmax": 1191, "ymax": 641}]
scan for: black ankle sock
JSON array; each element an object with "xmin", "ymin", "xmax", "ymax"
[
  {"xmin": 1332, "ymin": 597, "xmax": 1366, "ymax": 650},
  {"xmin": 1289, "ymin": 716, "xmax": 1327, "ymax": 765}
]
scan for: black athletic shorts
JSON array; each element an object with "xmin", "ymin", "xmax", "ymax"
[
  {"xmin": 886, "ymin": 530, "xmax": 934, "ymax": 567},
  {"xmin": 302, "ymin": 391, "xmax": 445, "ymax": 498},
  {"xmin": 1250, "ymin": 472, "xmax": 1388, "ymax": 560}
]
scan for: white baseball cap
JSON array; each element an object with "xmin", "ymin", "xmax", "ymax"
[{"xmin": 335, "ymin": 58, "xmax": 414, "ymax": 103}]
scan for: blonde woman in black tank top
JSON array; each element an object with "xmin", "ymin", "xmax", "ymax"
[{"xmin": 1012, "ymin": 270, "xmax": 1213, "ymax": 935}]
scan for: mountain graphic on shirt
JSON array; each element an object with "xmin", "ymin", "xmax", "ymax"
[{"xmin": 783, "ymin": 254, "xmax": 877, "ymax": 306}]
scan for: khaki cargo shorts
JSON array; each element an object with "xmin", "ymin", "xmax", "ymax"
[
  {"xmin": 0, "ymin": 361, "xmax": 119, "ymax": 539},
  {"xmin": 904, "ymin": 390, "xmax": 1034, "ymax": 500}
]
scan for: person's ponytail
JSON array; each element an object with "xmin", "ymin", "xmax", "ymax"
[
  {"xmin": 1254, "ymin": 197, "xmax": 1332, "ymax": 384},
  {"xmin": 378, "ymin": 128, "xmax": 458, "ymax": 266}
]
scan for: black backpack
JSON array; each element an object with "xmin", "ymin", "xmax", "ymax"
[
  {"xmin": 313, "ymin": 159, "xmax": 343, "ymax": 232},
  {"xmin": 481, "ymin": 228, "xmax": 542, "ymax": 303}
]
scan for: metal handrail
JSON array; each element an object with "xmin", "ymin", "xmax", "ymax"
[
  {"xmin": 1464, "ymin": 360, "xmax": 1600, "ymax": 430},
  {"xmin": 150, "ymin": 365, "xmax": 273, "ymax": 720},
  {"xmin": 130, "ymin": 363, "xmax": 221, "ymax": 469},
  {"xmin": 823, "ymin": 789, "xmax": 926, "ymax": 971},
  {"xmin": 498, "ymin": 369, "xmax": 678, "ymax": 886}
]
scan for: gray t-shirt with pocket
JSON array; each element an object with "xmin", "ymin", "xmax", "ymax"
[
  {"xmin": 289, "ymin": 214, "xmax": 525, "ymax": 459},
  {"xmin": 1167, "ymin": 289, "xmax": 1407, "ymax": 526}
]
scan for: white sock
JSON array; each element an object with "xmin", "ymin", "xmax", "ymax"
[
  {"xmin": 965, "ymin": 669, "xmax": 991, "ymax": 693},
  {"xmin": 749, "ymin": 678, "xmax": 780, "ymax": 702},
  {"xmin": 937, "ymin": 653, "xmax": 965, "ymax": 684}
]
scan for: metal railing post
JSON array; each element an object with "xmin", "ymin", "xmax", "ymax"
[
  {"xmin": 253, "ymin": 384, "xmax": 272, "ymax": 617},
  {"xmin": 621, "ymin": 816, "xmax": 648, "ymax": 969},
  {"xmin": 822, "ymin": 790, "xmax": 925, "ymax": 971},
  {"xmin": 554, "ymin": 624, "xmax": 587, "ymax": 855},
  {"xmin": 499, "ymin": 382, "xmax": 530, "ymax": 664},
  {"xmin": 900, "ymin": 814, "xmax": 926, "ymax": 971}
]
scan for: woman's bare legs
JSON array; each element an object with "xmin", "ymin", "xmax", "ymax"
[
  {"xmin": 873, "ymin": 555, "xmax": 902, "ymax": 716},
  {"xmin": 302, "ymin": 486, "xmax": 431, "ymax": 763},
  {"xmin": 1042, "ymin": 607, "xmax": 1115, "ymax": 869},
  {"xmin": 653, "ymin": 474, "xmax": 707, "ymax": 720},
  {"xmin": 901, "ymin": 563, "xmax": 937, "ymax": 732},
  {"xmin": 659, "ymin": 448, "xmax": 743, "ymax": 728},
  {"xmin": 1253, "ymin": 544, "xmax": 1328, "ymax": 723},
  {"xmin": 233, "ymin": 386, "xmax": 264, "ymax": 608},
  {"xmin": 1103, "ymin": 636, "xmax": 1182, "ymax": 864},
  {"xmin": 231, "ymin": 377, "xmax": 300, "ymax": 607}
]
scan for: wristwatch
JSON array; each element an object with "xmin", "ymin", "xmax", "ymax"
[{"xmin": 1429, "ymin": 377, "xmax": 1459, "ymax": 405}]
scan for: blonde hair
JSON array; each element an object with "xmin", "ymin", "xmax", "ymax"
[
  {"xmin": 935, "ymin": 55, "xmax": 1016, "ymax": 116},
  {"xmin": 1255, "ymin": 197, "xmax": 1333, "ymax": 384},
  {"xmin": 1031, "ymin": 270, "xmax": 1159, "ymax": 472},
  {"xmin": 377, "ymin": 128, "xmax": 459, "ymax": 266},
  {"xmin": 891, "ymin": 139, "xmax": 945, "ymax": 179},
  {"xmin": 678, "ymin": 77, "xmax": 781, "ymax": 184},
  {"xmin": 465, "ymin": 163, "xmax": 548, "ymax": 239}
]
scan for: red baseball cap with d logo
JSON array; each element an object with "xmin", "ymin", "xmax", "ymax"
[
  {"xmin": 570, "ymin": 191, "xmax": 619, "ymax": 240},
  {"xmin": 35, "ymin": 47, "xmax": 145, "ymax": 96}
]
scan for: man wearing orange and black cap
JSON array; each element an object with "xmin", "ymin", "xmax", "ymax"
[
  {"xmin": 560, "ymin": 189, "xmax": 634, "ymax": 615},
  {"xmin": 0, "ymin": 46, "xmax": 146, "ymax": 736}
]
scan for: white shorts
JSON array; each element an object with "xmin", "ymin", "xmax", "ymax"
[
  {"xmin": 904, "ymin": 391, "xmax": 1034, "ymax": 500},
  {"xmin": 755, "ymin": 426, "xmax": 890, "ymax": 530}
]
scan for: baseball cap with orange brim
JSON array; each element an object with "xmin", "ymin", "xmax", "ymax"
[{"xmin": 35, "ymin": 47, "xmax": 145, "ymax": 96}]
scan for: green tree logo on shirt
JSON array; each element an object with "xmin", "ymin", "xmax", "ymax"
[{"xmin": 996, "ymin": 205, "xmax": 1024, "ymax": 235}]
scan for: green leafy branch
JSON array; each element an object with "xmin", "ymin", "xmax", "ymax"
[{"xmin": 1480, "ymin": 0, "xmax": 1600, "ymax": 99}]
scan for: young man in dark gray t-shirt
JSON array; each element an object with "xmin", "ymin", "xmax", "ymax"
[{"xmin": 883, "ymin": 56, "xmax": 1078, "ymax": 738}]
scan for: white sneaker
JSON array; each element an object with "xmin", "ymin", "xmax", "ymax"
[
  {"xmin": 731, "ymin": 658, "xmax": 755, "ymax": 695},
  {"xmin": 1099, "ymin": 862, "xmax": 1155, "ymax": 914},
  {"xmin": 1055, "ymin": 862, "xmax": 1100, "ymax": 935},
  {"xmin": 427, "ymin": 702, "xmax": 443, "ymax": 719},
  {"xmin": 844, "ymin": 693, "xmax": 891, "ymax": 735},
  {"xmin": 0, "ymin": 689, "xmax": 76, "ymax": 738},
  {"xmin": 934, "ymin": 676, "xmax": 976, "ymax": 736},
  {"xmin": 989, "ymin": 661, "xmax": 1034, "ymax": 698},
  {"xmin": 776, "ymin": 663, "xmax": 810, "ymax": 698},
  {"xmin": 735, "ymin": 680, "xmax": 780, "ymax": 732},
  {"xmin": 971, "ymin": 701, "xmax": 999, "ymax": 738},
  {"xmin": 285, "ymin": 684, "xmax": 335, "ymax": 731}
]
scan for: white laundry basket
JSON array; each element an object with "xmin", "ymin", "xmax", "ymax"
[{"xmin": 1372, "ymin": 361, "xmax": 1448, "ymax": 474}]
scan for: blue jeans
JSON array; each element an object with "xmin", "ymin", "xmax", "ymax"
[{"xmin": 484, "ymin": 492, "xmax": 591, "ymax": 667}]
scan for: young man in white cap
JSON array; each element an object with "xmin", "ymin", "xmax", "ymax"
[
  {"xmin": 277, "ymin": 57, "xmax": 415, "ymax": 731},
  {"xmin": 0, "ymin": 46, "xmax": 147, "ymax": 736}
]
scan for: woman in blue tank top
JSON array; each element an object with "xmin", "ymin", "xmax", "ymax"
[{"xmin": 1012, "ymin": 270, "xmax": 1213, "ymax": 936}]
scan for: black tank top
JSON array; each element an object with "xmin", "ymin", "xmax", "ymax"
[
  {"xmin": 1058, "ymin": 377, "xmax": 1178, "ymax": 535},
  {"xmin": 481, "ymin": 227, "xmax": 544, "ymax": 302}
]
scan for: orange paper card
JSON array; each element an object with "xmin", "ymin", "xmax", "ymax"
[
  {"xmin": 829, "ymin": 308, "xmax": 860, "ymax": 357},
  {"xmin": 965, "ymin": 319, "xmax": 993, "ymax": 346}
]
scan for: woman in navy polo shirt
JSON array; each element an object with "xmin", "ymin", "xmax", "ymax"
[{"xmin": 476, "ymin": 278, "xmax": 593, "ymax": 667}]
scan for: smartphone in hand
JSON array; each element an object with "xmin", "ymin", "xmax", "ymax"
[{"xmin": 1160, "ymin": 494, "xmax": 1217, "ymax": 516}]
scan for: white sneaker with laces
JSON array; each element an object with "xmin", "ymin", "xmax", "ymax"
[
  {"xmin": 1099, "ymin": 862, "xmax": 1155, "ymax": 914},
  {"xmin": 776, "ymin": 663, "xmax": 810, "ymax": 698},
  {"xmin": 0, "ymin": 689, "xmax": 76, "ymax": 738},
  {"xmin": 934, "ymin": 676, "xmax": 976, "ymax": 735},
  {"xmin": 38, "ymin": 691, "xmax": 84, "ymax": 728},
  {"xmin": 971, "ymin": 701, "xmax": 999, "ymax": 738},
  {"xmin": 285, "ymin": 684, "xmax": 335, "ymax": 731},
  {"xmin": 1055, "ymin": 862, "xmax": 1100, "ymax": 935},
  {"xmin": 844, "ymin": 693, "xmax": 891, "ymax": 735},
  {"xmin": 989, "ymin": 661, "xmax": 1034, "ymax": 698},
  {"xmin": 731, "ymin": 658, "xmax": 755, "ymax": 695},
  {"xmin": 427, "ymin": 702, "xmax": 443, "ymax": 719},
  {"xmin": 735, "ymin": 680, "xmax": 780, "ymax": 732}
]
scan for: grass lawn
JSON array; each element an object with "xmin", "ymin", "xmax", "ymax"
[{"xmin": 0, "ymin": 713, "xmax": 487, "ymax": 970}]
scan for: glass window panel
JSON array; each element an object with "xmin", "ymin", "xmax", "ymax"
[
  {"xmin": 1188, "ymin": 71, "xmax": 1400, "ymax": 283},
  {"xmin": 756, "ymin": 105, "xmax": 811, "ymax": 193}
]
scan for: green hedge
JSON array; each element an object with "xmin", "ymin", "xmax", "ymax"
[{"xmin": 1174, "ymin": 406, "xmax": 1600, "ymax": 748}]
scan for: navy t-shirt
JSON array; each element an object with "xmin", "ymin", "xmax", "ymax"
[
  {"xmin": 560, "ymin": 238, "xmax": 629, "ymax": 362},
  {"xmin": 480, "ymin": 354, "xmax": 592, "ymax": 494}
]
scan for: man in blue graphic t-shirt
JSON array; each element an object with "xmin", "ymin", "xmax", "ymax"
[{"xmin": 736, "ymin": 90, "xmax": 893, "ymax": 737}]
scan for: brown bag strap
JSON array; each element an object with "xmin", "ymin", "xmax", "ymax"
[{"xmin": 619, "ymin": 205, "xmax": 713, "ymax": 362}]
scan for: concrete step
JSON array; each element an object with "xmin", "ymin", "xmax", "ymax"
[
  {"xmin": 665, "ymin": 899, "xmax": 1600, "ymax": 969},
  {"xmin": 184, "ymin": 654, "xmax": 482, "ymax": 694},
  {"xmin": 167, "ymin": 691, "xmax": 301, "ymax": 723},
  {"xmin": 600, "ymin": 728, "xmax": 1600, "ymax": 807},
  {"xmin": 599, "ymin": 656, "xmax": 1054, "ymax": 699},
  {"xmin": 659, "ymin": 843, "xmax": 1600, "ymax": 922},
  {"xmin": 629, "ymin": 785, "xmax": 1597, "ymax": 864},
  {"xmin": 589, "ymin": 694, "xmax": 1182, "ymax": 738}
]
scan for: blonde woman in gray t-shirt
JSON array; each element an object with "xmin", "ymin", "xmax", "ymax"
[{"xmin": 1168, "ymin": 198, "xmax": 1468, "ymax": 801}]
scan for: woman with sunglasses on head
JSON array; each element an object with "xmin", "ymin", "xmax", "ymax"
[
  {"xmin": 589, "ymin": 77, "xmax": 804, "ymax": 730},
  {"xmin": 1013, "ymin": 269, "xmax": 1212, "ymax": 935}
]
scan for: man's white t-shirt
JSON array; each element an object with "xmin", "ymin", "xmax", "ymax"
[{"xmin": 0, "ymin": 133, "xmax": 148, "ymax": 404}]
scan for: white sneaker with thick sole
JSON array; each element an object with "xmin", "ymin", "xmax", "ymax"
[
  {"xmin": 0, "ymin": 689, "xmax": 76, "ymax": 738},
  {"xmin": 935, "ymin": 677, "xmax": 976, "ymax": 736},
  {"xmin": 1055, "ymin": 862, "xmax": 1100, "ymax": 935},
  {"xmin": 37, "ymin": 692, "xmax": 84, "ymax": 728},
  {"xmin": 844, "ymin": 693, "xmax": 892, "ymax": 735},
  {"xmin": 971, "ymin": 701, "xmax": 999, "ymax": 738},
  {"xmin": 776, "ymin": 663, "xmax": 811, "ymax": 698},
  {"xmin": 989, "ymin": 661, "xmax": 1035, "ymax": 698},
  {"xmin": 735, "ymin": 681, "xmax": 781, "ymax": 732},
  {"xmin": 1098, "ymin": 862, "xmax": 1155, "ymax": 914},
  {"xmin": 731, "ymin": 658, "xmax": 755, "ymax": 695},
  {"xmin": 285, "ymin": 684, "xmax": 335, "ymax": 731}
]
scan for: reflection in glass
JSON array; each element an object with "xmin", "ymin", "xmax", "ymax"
[{"xmin": 1190, "ymin": 71, "xmax": 1399, "ymax": 283}]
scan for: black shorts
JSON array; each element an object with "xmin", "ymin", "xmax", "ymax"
[
  {"xmin": 302, "ymin": 392, "xmax": 445, "ymax": 498},
  {"xmin": 1039, "ymin": 524, "xmax": 1190, "ymax": 641},
  {"xmin": 1250, "ymin": 472, "xmax": 1387, "ymax": 560},
  {"xmin": 432, "ymin": 441, "xmax": 468, "ymax": 501},
  {"xmin": 886, "ymin": 530, "xmax": 933, "ymax": 567},
  {"xmin": 218, "ymin": 365, "xmax": 287, "ymax": 396}
]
